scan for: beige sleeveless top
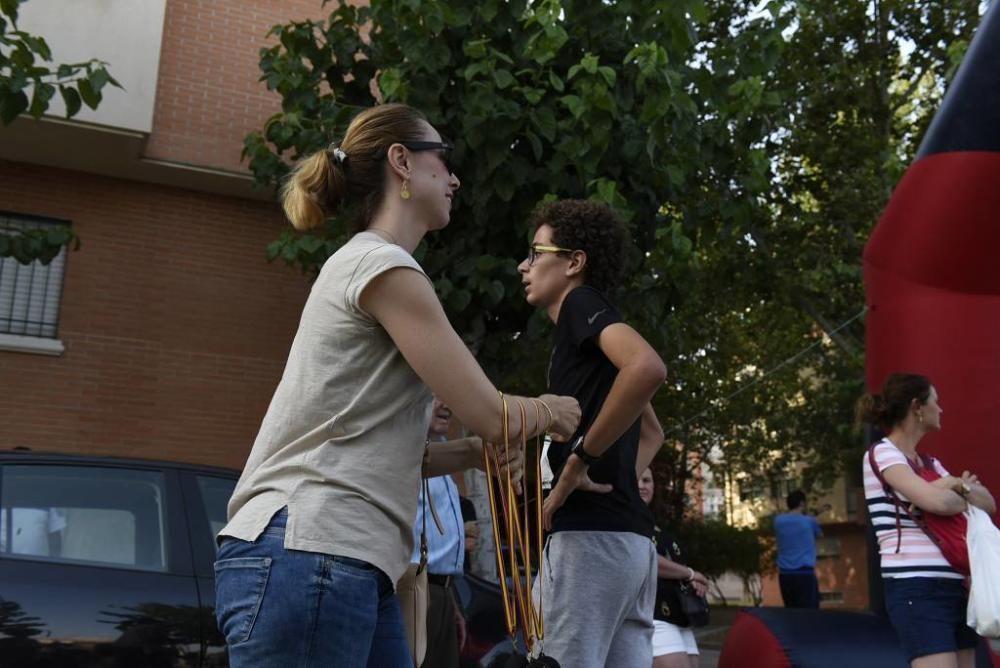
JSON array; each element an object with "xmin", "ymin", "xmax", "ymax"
[{"xmin": 220, "ymin": 231, "xmax": 433, "ymax": 584}]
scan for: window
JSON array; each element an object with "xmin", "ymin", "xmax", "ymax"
[
  {"xmin": 817, "ymin": 536, "xmax": 841, "ymax": 559},
  {"xmin": 0, "ymin": 212, "xmax": 69, "ymax": 340},
  {"xmin": 196, "ymin": 475, "xmax": 235, "ymax": 551},
  {"xmin": 0, "ymin": 465, "xmax": 168, "ymax": 571}
]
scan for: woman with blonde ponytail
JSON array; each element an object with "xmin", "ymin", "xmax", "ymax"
[{"xmin": 213, "ymin": 103, "xmax": 581, "ymax": 667}]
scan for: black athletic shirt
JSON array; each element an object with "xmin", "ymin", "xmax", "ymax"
[{"xmin": 545, "ymin": 286, "xmax": 655, "ymax": 537}]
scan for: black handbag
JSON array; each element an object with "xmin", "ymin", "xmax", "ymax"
[
  {"xmin": 654, "ymin": 528, "xmax": 710, "ymax": 628},
  {"xmin": 678, "ymin": 582, "xmax": 710, "ymax": 627}
]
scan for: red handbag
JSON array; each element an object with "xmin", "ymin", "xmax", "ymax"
[{"xmin": 868, "ymin": 445, "xmax": 969, "ymax": 576}]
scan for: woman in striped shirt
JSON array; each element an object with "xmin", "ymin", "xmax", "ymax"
[{"xmin": 859, "ymin": 373, "xmax": 995, "ymax": 668}]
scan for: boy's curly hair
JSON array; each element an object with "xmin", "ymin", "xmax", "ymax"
[{"xmin": 528, "ymin": 199, "xmax": 628, "ymax": 292}]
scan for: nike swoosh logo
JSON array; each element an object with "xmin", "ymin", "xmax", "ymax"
[{"xmin": 587, "ymin": 309, "xmax": 607, "ymax": 325}]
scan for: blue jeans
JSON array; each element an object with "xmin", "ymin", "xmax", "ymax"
[{"xmin": 214, "ymin": 509, "xmax": 411, "ymax": 667}]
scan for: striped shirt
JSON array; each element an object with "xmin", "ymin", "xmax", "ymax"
[{"xmin": 863, "ymin": 439, "xmax": 962, "ymax": 580}]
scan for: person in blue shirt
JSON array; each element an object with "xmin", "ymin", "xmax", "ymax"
[
  {"xmin": 773, "ymin": 490, "xmax": 826, "ymax": 608},
  {"xmin": 412, "ymin": 398, "xmax": 468, "ymax": 667}
]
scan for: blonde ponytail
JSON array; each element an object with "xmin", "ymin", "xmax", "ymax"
[
  {"xmin": 281, "ymin": 103, "xmax": 430, "ymax": 232},
  {"xmin": 281, "ymin": 149, "xmax": 347, "ymax": 231}
]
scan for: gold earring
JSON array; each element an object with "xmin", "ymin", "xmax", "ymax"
[
  {"xmin": 917, "ymin": 412, "xmax": 924, "ymax": 424},
  {"xmin": 400, "ymin": 178, "xmax": 411, "ymax": 200}
]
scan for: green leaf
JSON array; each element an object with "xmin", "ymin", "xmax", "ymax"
[
  {"xmin": 0, "ymin": 89, "xmax": 29, "ymax": 125},
  {"xmin": 463, "ymin": 39, "xmax": 489, "ymax": 59},
  {"xmin": 434, "ymin": 277, "xmax": 454, "ymax": 298},
  {"xmin": 531, "ymin": 107, "xmax": 557, "ymax": 141},
  {"xmin": 448, "ymin": 289, "xmax": 471, "ymax": 311},
  {"xmin": 485, "ymin": 279, "xmax": 505, "ymax": 304},
  {"xmin": 424, "ymin": 3, "xmax": 445, "ymax": 34},
  {"xmin": 667, "ymin": 164, "xmax": 684, "ymax": 186},
  {"xmin": 479, "ymin": 0, "xmax": 498, "ymax": 23},
  {"xmin": 493, "ymin": 69, "xmax": 515, "ymax": 89},
  {"xmin": 548, "ymin": 69, "xmax": 564, "ymax": 92},
  {"xmin": 463, "ymin": 61, "xmax": 490, "ymax": 80},
  {"xmin": 21, "ymin": 34, "xmax": 50, "ymax": 59},
  {"xmin": 476, "ymin": 255, "xmax": 498, "ymax": 271},
  {"xmin": 297, "ymin": 235, "xmax": 324, "ymax": 254},
  {"xmin": 45, "ymin": 225, "xmax": 72, "ymax": 246},
  {"xmin": 441, "ymin": 5, "xmax": 472, "ymax": 27},
  {"xmin": 522, "ymin": 87, "xmax": 543, "ymax": 105},
  {"xmin": 77, "ymin": 79, "xmax": 100, "ymax": 109},
  {"xmin": 89, "ymin": 67, "xmax": 111, "ymax": 94},
  {"xmin": 525, "ymin": 129, "xmax": 543, "ymax": 161},
  {"xmin": 689, "ymin": 0, "xmax": 709, "ymax": 23},
  {"xmin": 598, "ymin": 66, "xmax": 616, "ymax": 87},
  {"xmin": 379, "ymin": 68, "xmax": 402, "ymax": 99},
  {"xmin": 28, "ymin": 82, "xmax": 55, "ymax": 117},
  {"xmin": 560, "ymin": 94, "xmax": 585, "ymax": 119},
  {"xmin": 0, "ymin": 0, "xmax": 20, "ymax": 23}
]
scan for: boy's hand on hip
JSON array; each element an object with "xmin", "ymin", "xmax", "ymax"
[{"xmin": 542, "ymin": 455, "xmax": 612, "ymax": 530}]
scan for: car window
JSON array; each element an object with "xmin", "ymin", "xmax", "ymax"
[
  {"xmin": 196, "ymin": 475, "xmax": 235, "ymax": 550},
  {"xmin": 0, "ymin": 465, "xmax": 168, "ymax": 571}
]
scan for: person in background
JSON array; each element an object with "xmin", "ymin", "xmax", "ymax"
[
  {"xmin": 639, "ymin": 467, "xmax": 708, "ymax": 668},
  {"xmin": 413, "ymin": 398, "xmax": 467, "ymax": 668},
  {"xmin": 773, "ymin": 490, "xmax": 825, "ymax": 609},
  {"xmin": 214, "ymin": 103, "xmax": 581, "ymax": 668},
  {"xmin": 859, "ymin": 373, "xmax": 995, "ymax": 668}
]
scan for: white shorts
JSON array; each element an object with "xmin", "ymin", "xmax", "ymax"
[{"xmin": 652, "ymin": 620, "xmax": 699, "ymax": 657}]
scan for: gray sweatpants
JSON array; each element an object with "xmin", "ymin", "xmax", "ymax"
[{"xmin": 534, "ymin": 530, "xmax": 657, "ymax": 668}]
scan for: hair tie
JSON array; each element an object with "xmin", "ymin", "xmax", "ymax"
[{"xmin": 329, "ymin": 145, "xmax": 347, "ymax": 165}]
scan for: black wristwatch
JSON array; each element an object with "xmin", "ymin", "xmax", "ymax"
[{"xmin": 569, "ymin": 435, "xmax": 601, "ymax": 466}]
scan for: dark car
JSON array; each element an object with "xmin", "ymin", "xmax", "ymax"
[
  {"xmin": 0, "ymin": 450, "xmax": 509, "ymax": 667},
  {"xmin": 0, "ymin": 450, "xmax": 237, "ymax": 667}
]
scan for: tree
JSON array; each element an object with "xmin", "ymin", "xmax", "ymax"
[
  {"xmin": 244, "ymin": 0, "xmax": 789, "ymax": 464},
  {"xmin": 245, "ymin": 0, "xmax": 986, "ymax": 523},
  {"xmin": 0, "ymin": 0, "xmax": 120, "ymax": 264},
  {"xmin": 647, "ymin": 0, "xmax": 986, "ymax": 522},
  {"xmin": 674, "ymin": 519, "xmax": 773, "ymax": 606}
]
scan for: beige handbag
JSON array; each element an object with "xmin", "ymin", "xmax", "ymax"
[
  {"xmin": 397, "ymin": 554, "xmax": 428, "ymax": 667},
  {"xmin": 398, "ymin": 444, "xmax": 443, "ymax": 667}
]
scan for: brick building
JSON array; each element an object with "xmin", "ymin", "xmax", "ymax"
[{"xmin": 0, "ymin": 0, "xmax": 327, "ymax": 470}]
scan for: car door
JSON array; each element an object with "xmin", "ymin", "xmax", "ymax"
[
  {"xmin": 0, "ymin": 459, "xmax": 202, "ymax": 667},
  {"xmin": 179, "ymin": 470, "xmax": 237, "ymax": 668}
]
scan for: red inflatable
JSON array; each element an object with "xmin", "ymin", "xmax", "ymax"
[
  {"xmin": 721, "ymin": 6, "xmax": 1000, "ymax": 667},
  {"xmin": 865, "ymin": 3, "xmax": 1000, "ymax": 665}
]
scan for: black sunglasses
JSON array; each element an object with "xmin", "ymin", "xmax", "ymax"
[{"xmin": 402, "ymin": 141, "xmax": 455, "ymax": 175}]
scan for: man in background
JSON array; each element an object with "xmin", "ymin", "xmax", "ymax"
[
  {"xmin": 412, "ymin": 398, "xmax": 467, "ymax": 667},
  {"xmin": 774, "ymin": 490, "xmax": 827, "ymax": 608}
]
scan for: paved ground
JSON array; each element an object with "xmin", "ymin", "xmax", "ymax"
[{"xmin": 698, "ymin": 648, "xmax": 721, "ymax": 667}]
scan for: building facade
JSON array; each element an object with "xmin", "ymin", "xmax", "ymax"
[{"xmin": 0, "ymin": 0, "xmax": 326, "ymax": 471}]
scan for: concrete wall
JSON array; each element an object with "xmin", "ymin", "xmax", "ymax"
[{"xmin": 17, "ymin": 0, "xmax": 167, "ymax": 133}]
